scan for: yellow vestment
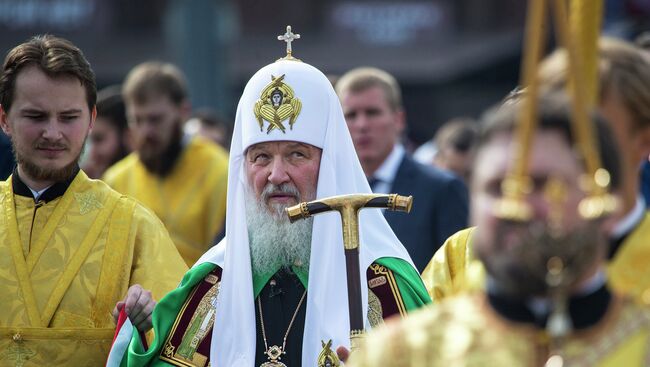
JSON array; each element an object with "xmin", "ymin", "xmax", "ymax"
[
  {"xmin": 0, "ymin": 171, "xmax": 187, "ymax": 366},
  {"xmin": 103, "ymin": 137, "xmax": 228, "ymax": 266},
  {"xmin": 422, "ymin": 216, "xmax": 650, "ymax": 303},
  {"xmin": 348, "ymin": 294, "xmax": 650, "ymax": 367}
]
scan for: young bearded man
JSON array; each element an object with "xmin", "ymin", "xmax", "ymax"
[{"xmin": 0, "ymin": 35, "xmax": 187, "ymax": 365}]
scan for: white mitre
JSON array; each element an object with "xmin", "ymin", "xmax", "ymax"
[{"xmin": 196, "ymin": 51, "xmax": 415, "ymax": 366}]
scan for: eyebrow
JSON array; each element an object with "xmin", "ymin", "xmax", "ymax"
[
  {"xmin": 20, "ymin": 108, "xmax": 83, "ymax": 114},
  {"xmin": 247, "ymin": 145, "xmax": 268, "ymax": 154},
  {"xmin": 60, "ymin": 109, "xmax": 83, "ymax": 114},
  {"xmin": 20, "ymin": 108, "xmax": 45, "ymax": 114}
]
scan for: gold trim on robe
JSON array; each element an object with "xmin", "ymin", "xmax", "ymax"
[
  {"xmin": 348, "ymin": 294, "xmax": 650, "ymax": 367},
  {"xmin": 0, "ymin": 171, "xmax": 187, "ymax": 366}
]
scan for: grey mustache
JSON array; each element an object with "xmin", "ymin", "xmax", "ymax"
[{"xmin": 261, "ymin": 183, "xmax": 300, "ymax": 201}]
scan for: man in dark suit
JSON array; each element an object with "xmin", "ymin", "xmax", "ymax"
[{"xmin": 336, "ymin": 67, "xmax": 468, "ymax": 272}]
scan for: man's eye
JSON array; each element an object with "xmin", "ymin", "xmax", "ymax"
[
  {"xmin": 291, "ymin": 151, "xmax": 306, "ymax": 158},
  {"xmin": 25, "ymin": 114, "xmax": 45, "ymax": 121},
  {"xmin": 149, "ymin": 116, "xmax": 163, "ymax": 125},
  {"xmin": 61, "ymin": 115, "xmax": 79, "ymax": 122},
  {"xmin": 253, "ymin": 153, "xmax": 270, "ymax": 163},
  {"xmin": 365, "ymin": 108, "xmax": 381, "ymax": 117}
]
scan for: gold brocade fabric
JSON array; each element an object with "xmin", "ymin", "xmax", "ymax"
[
  {"xmin": 103, "ymin": 137, "xmax": 229, "ymax": 266},
  {"xmin": 347, "ymin": 294, "xmax": 650, "ymax": 367},
  {"xmin": 421, "ymin": 227, "xmax": 483, "ymax": 302},
  {"xmin": 422, "ymin": 217, "xmax": 650, "ymax": 305},
  {"xmin": 608, "ymin": 214, "xmax": 650, "ymax": 304},
  {"xmin": 0, "ymin": 171, "xmax": 188, "ymax": 366}
]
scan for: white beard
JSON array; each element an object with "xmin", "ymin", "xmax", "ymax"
[{"xmin": 246, "ymin": 184, "xmax": 314, "ymax": 277}]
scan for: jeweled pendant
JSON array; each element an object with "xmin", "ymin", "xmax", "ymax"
[{"xmin": 261, "ymin": 345, "xmax": 287, "ymax": 367}]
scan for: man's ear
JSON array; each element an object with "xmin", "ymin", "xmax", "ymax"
[
  {"xmin": 89, "ymin": 106, "xmax": 97, "ymax": 131},
  {"xmin": 394, "ymin": 108, "xmax": 406, "ymax": 135},
  {"xmin": 0, "ymin": 104, "xmax": 11, "ymax": 136}
]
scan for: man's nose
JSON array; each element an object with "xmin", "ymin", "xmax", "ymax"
[
  {"xmin": 268, "ymin": 159, "xmax": 290, "ymax": 185},
  {"xmin": 41, "ymin": 119, "xmax": 63, "ymax": 140},
  {"xmin": 529, "ymin": 194, "xmax": 552, "ymax": 221},
  {"xmin": 140, "ymin": 122, "xmax": 158, "ymax": 138},
  {"xmin": 352, "ymin": 112, "xmax": 371, "ymax": 130}
]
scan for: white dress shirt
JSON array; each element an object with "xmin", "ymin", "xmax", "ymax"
[{"xmin": 369, "ymin": 144, "xmax": 405, "ymax": 194}]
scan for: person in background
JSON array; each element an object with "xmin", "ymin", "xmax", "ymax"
[
  {"xmin": 431, "ymin": 117, "xmax": 478, "ymax": 183},
  {"xmin": 336, "ymin": 67, "xmax": 469, "ymax": 272},
  {"xmin": 184, "ymin": 107, "xmax": 231, "ymax": 150},
  {"xmin": 103, "ymin": 62, "xmax": 229, "ymax": 266},
  {"xmin": 82, "ymin": 85, "xmax": 130, "ymax": 178}
]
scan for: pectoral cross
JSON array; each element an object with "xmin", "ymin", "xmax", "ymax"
[
  {"xmin": 278, "ymin": 25, "xmax": 300, "ymax": 57},
  {"xmin": 8, "ymin": 334, "xmax": 36, "ymax": 367}
]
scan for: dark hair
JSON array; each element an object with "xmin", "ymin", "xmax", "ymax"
[
  {"xmin": 97, "ymin": 85, "xmax": 127, "ymax": 129},
  {"xmin": 433, "ymin": 118, "xmax": 478, "ymax": 153},
  {"xmin": 0, "ymin": 34, "xmax": 96, "ymax": 112},
  {"xmin": 122, "ymin": 61, "xmax": 188, "ymax": 106},
  {"xmin": 191, "ymin": 107, "xmax": 231, "ymax": 149},
  {"xmin": 192, "ymin": 107, "xmax": 230, "ymax": 130},
  {"xmin": 96, "ymin": 85, "xmax": 129, "ymax": 163},
  {"xmin": 478, "ymin": 93, "xmax": 622, "ymax": 190}
]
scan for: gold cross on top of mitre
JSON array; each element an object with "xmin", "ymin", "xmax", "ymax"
[{"xmin": 277, "ymin": 25, "xmax": 301, "ymax": 62}]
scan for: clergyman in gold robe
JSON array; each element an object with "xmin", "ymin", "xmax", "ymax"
[
  {"xmin": 0, "ymin": 35, "xmax": 188, "ymax": 366},
  {"xmin": 422, "ymin": 38, "xmax": 650, "ymax": 305},
  {"xmin": 103, "ymin": 62, "xmax": 229, "ymax": 266},
  {"xmin": 348, "ymin": 95, "xmax": 650, "ymax": 366}
]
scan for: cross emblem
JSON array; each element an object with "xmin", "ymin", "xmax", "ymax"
[
  {"xmin": 74, "ymin": 192, "xmax": 103, "ymax": 215},
  {"xmin": 277, "ymin": 25, "xmax": 300, "ymax": 57},
  {"xmin": 8, "ymin": 335, "xmax": 36, "ymax": 367}
]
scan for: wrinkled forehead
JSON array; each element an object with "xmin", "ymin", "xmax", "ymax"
[
  {"xmin": 238, "ymin": 60, "xmax": 333, "ymax": 153},
  {"xmin": 245, "ymin": 140, "xmax": 321, "ymax": 155}
]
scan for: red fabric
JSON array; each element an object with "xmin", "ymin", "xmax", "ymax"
[{"xmin": 111, "ymin": 306, "xmax": 129, "ymax": 345}]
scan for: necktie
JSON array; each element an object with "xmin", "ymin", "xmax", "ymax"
[{"xmin": 367, "ymin": 176, "xmax": 380, "ymax": 192}]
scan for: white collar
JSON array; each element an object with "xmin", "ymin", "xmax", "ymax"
[
  {"xmin": 526, "ymin": 270, "xmax": 606, "ymax": 318},
  {"xmin": 611, "ymin": 195, "xmax": 646, "ymax": 240},
  {"xmin": 371, "ymin": 143, "xmax": 405, "ymax": 184},
  {"xmin": 29, "ymin": 186, "xmax": 52, "ymax": 200}
]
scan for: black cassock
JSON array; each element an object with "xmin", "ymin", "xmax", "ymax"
[{"xmin": 255, "ymin": 268, "xmax": 307, "ymax": 366}]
